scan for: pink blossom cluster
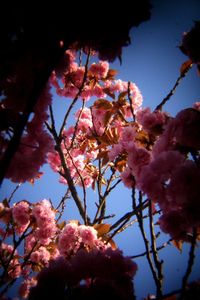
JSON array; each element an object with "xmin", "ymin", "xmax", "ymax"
[
  {"xmin": 107, "ymin": 80, "xmax": 143, "ymax": 114},
  {"xmin": 4, "ymin": 84, "xmax": 53, "ymax": 183},
  {"xmin": 106, "ymin": 104, "xmax": 200, "ymax": 240},
  {"xmin": 152, "ymin": 107, "xmax": 200, "ymax": 155},
  {"xmin": 136, "ymin": 107, "xmax": 168, "ymax": 133},
  {"xmin": 122, "ymin": 106, "xmax": 200, "ymax": 240},
  {"xmin": 108, "ymin": 107, "xmax": 167, "ymax": 166},
  {"xmin": 50, "ymin": 49, "xmax": 143, "ymax": 110},
  {"xmin": 12, "ymin": 201, "xmax": 30, "ymax": 234},
  {"xmin": 0, "ymin": 199, "xmax": 57, "ymax": 292},
  {"xmin": 48, "ymin": 107, "xmax": 99, "ymax": 188},
  {"xmin": 58, "ymin": 222, "xmax": 109, "ymax": 257},
  {"xmin": 0, "ymin": 198, "xmax": 115, "ymax": 299},
  {"xmin": 108, "ymin": 122, "xmax": 152, "ymax": 188},
  {"xmin": 0, "ymin": 242, "xmax": 21, "ymax": 280},
  {"xmin": 32, "ymin": 199, "xmax": 57, "ymax": 245},
  {"xmin": 29, "ymin": 248, "xmax": 137, "ymax": 300},
  {"xmin": 48, "ymin": 55, "xmax": 143, "ymax": 188},
  {"xmin": 50, "ymin": 51, "xmax": 110, "ymax": 100}
]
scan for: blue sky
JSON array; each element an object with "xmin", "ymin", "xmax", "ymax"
[{"xmin": 1, "ymin": 1, "xmax": 200, "ymax": 299}]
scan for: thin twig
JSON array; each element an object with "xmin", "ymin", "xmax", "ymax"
[
  {"xmin": 127, "ymin": 81, "xmax": 135, "ymax": 121},
  {"xmin": 59, "ymin": 50, "xmax": 91, "ymax": 138},
  {"xmin": 107, "ymin": 216, "xmax": 136, "ymax": 243},
  {"xmin": 178, "ymin": 227, "xmax": 197, "ymax": 300},
  {"xmin": 94, "ymin": 214, "xmax": 115, "ymax": 223},
  {"xmin": 66, "ymin": 149, "xmax": 88, "ymax": 225},
  {"xmin": 56, "ymin": 188, "xmax": 71, "ymax": 222},
  {"xmin": 132, "ymin": 190, "xmax": 159, "ymax": 292},
  {"xmin": 109, "ymin": 199, "xmax": 148, "ymax": 232},
  {"xmin": 155, "ymin": 62, "xmax": 193, "ymax": 111},
  {"xmin": 131, "ymin": 238, "xmax": 172, "ymax": 259},
  {"xmin": 94, "ymin": 171, "xmax": 119, "ymax": 222},
  {"xmin": 149, "ymin": 200, "xmax": 163, "ymax": 298},
  {"xmin": 92, "ymin": 178, "xmax": 122, "ymax": 225},
  {"xmin": 7, "ymin": 184, "xmax": 21, "ymax": 203},
  {"xmin": 69, "ymin": 99, "xmax": 86, "ymax": 150},
  {"xmin": 0, "ymin": 225, "xmax": 32, "ymax": 287},
  {"xmin": 46, "ymin": 119, "xmax": 90, "ymax": 224}
]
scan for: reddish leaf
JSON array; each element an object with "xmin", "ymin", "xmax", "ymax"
[
  {"xmin": 94, "ymin": 223, "xmax": 111, "ymax": 236},
  {"xmin": 93, "ymin": 99, "xmax": 113, "ymax": 110},
  {"xmin": 102, "ymin": 152, "xmax": 110, "ymax": 166},
  {"xmin": 115, "ymin": 159, "xmax": 127, "ymax": 172},
  {"xmin": 106, "ymin": 69, "xmax": 118, "ymax": 80},
  {"xmin": 103, "ymin": 87, "xmax": 115, "ymax": 99},
  {"xmin": 135, "ymin": 130, "xmax": 149, "ymax": 145},
  {"xmin": 103, "ymin": 111, "xmax": 113, "ymax": 127},
  {"xmin": 28, "ymin": 172, "xmax": 44, "ymax": 185},
  {"xmin": 118, "ymin": 91, "xmax": 128, "ymax": 101},
  {"xmin": 180, "ymin": 59, "xmax": 192, "ymax": 75},
  {"xmin": 58, "ymin": 221, "xmax": 66, "ymax": 230},
  {"xmin": 172, "ymin": 239, "xmax": 183, "ymax": 252}
]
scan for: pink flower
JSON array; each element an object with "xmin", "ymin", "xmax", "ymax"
[
  {"xmin": 0, "ymin": 203, "xmax": 12, "ymax": 224},
  {"xmin": 153, "ymin": 107, "xmax": 200, "ymax": 156},
  {"xmin": 136, "ymin": 107, "xmax": 167, "ymax": 133},
  {"xmin": 75, "ymin": 107, "xmax": 92, "ymax": 121},
  {"xmin": 173, "ymin": 108, "xmax": 200, "ymax": 150},
  {"xmin": 92, "ymin": 84, "xmax": 106, "ymax": 98},
  {"xmin": 32, "ymin": 200, "xmax": 56, "ymax": 244},
  {"xmin": 30, "ymin": 246, "xmax": 51, "ymax": 264},
  {"xmin": 47, "ymin": 151, "xmax": 61, "ymax": 172},
  {"xmin": 8, "ymin": 258, "xmax": 21, "ymax": 279},
  {"xmin": 159, "ymin": 211, "xmax": 189, "ymax": 240},
  {"xmin": 167, "ymin": 160, "xmax": 200, "ymax": 219},
  {"xmin": 12, "ymin": 201, "xmax": 30, "ymax": 227},
  {"xmin": 58, "ymin": 222, "xmax": 79, "ymax": 255},
  {"xmin": 80, "ymin": 85, "xmax": 92, "ymax": 100},
  {"xmin": 121, "ymin": 167, "xmax": 135, "ymax": 189},
  {"xmin": 32, "ymin": 200, "xmax": 55, "ymax": 227},
  {"xmin": 108, "ymin": 143, "xmax": 123, "ymax": 161},
  {"xmin": 86, "ymin": 149, "xmax": 98, "ymax": 160},
  {"xmin": 63, "ymin": 85, "xmax": 78, "ymax": 98},
  {"xmin": 78, "ymin": 225, "xmax": 98, "ymax": 246},
  {"xmin": 127, "ymin": 146, "xmax": 151, "ymax": 178},
  {"xmin": 19, "ymin": 277, "xmax": 37, "ymax": 299},
  {"xmin": 0, "ymin": 242, "xmax": 14, "ymax": 255},
  {"xmin": 109, "ymin": 79, "xmax": 125, "ymax": 93},
  {"xmin": 82, "ymin": 176, "xmax": 94, "ymax": 188},
  {"xmin": 70, "ymin": 66, "xmax": 85, "ymax": 88},
  {"xmin": 6, "ymin": 130, "xmax": 53, "ymax": 183},
  {"xmin": 128, "ymin": 82, "xmax": 143, "ymax": 112},
  {"xmin": 137, "ymin": 151, "xmax": 185, "ymax": 203},
  {"xmin": 36, "ymin": 224, "xmax": 57, "ymax": 245},
  {"xmin": 25, "ymin": 234, "xmax": 37, "ymax": 253},
  {"xmin": 89, "ymin": 61, "xmax": 109, "ymax": 79},
  {"xmin": 120, "ymin": 126, "xmax": 136, "ymax": 147},
  {"xmin": 193, "ymin": 101, "xmax": 200, "ymax": 111}
]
